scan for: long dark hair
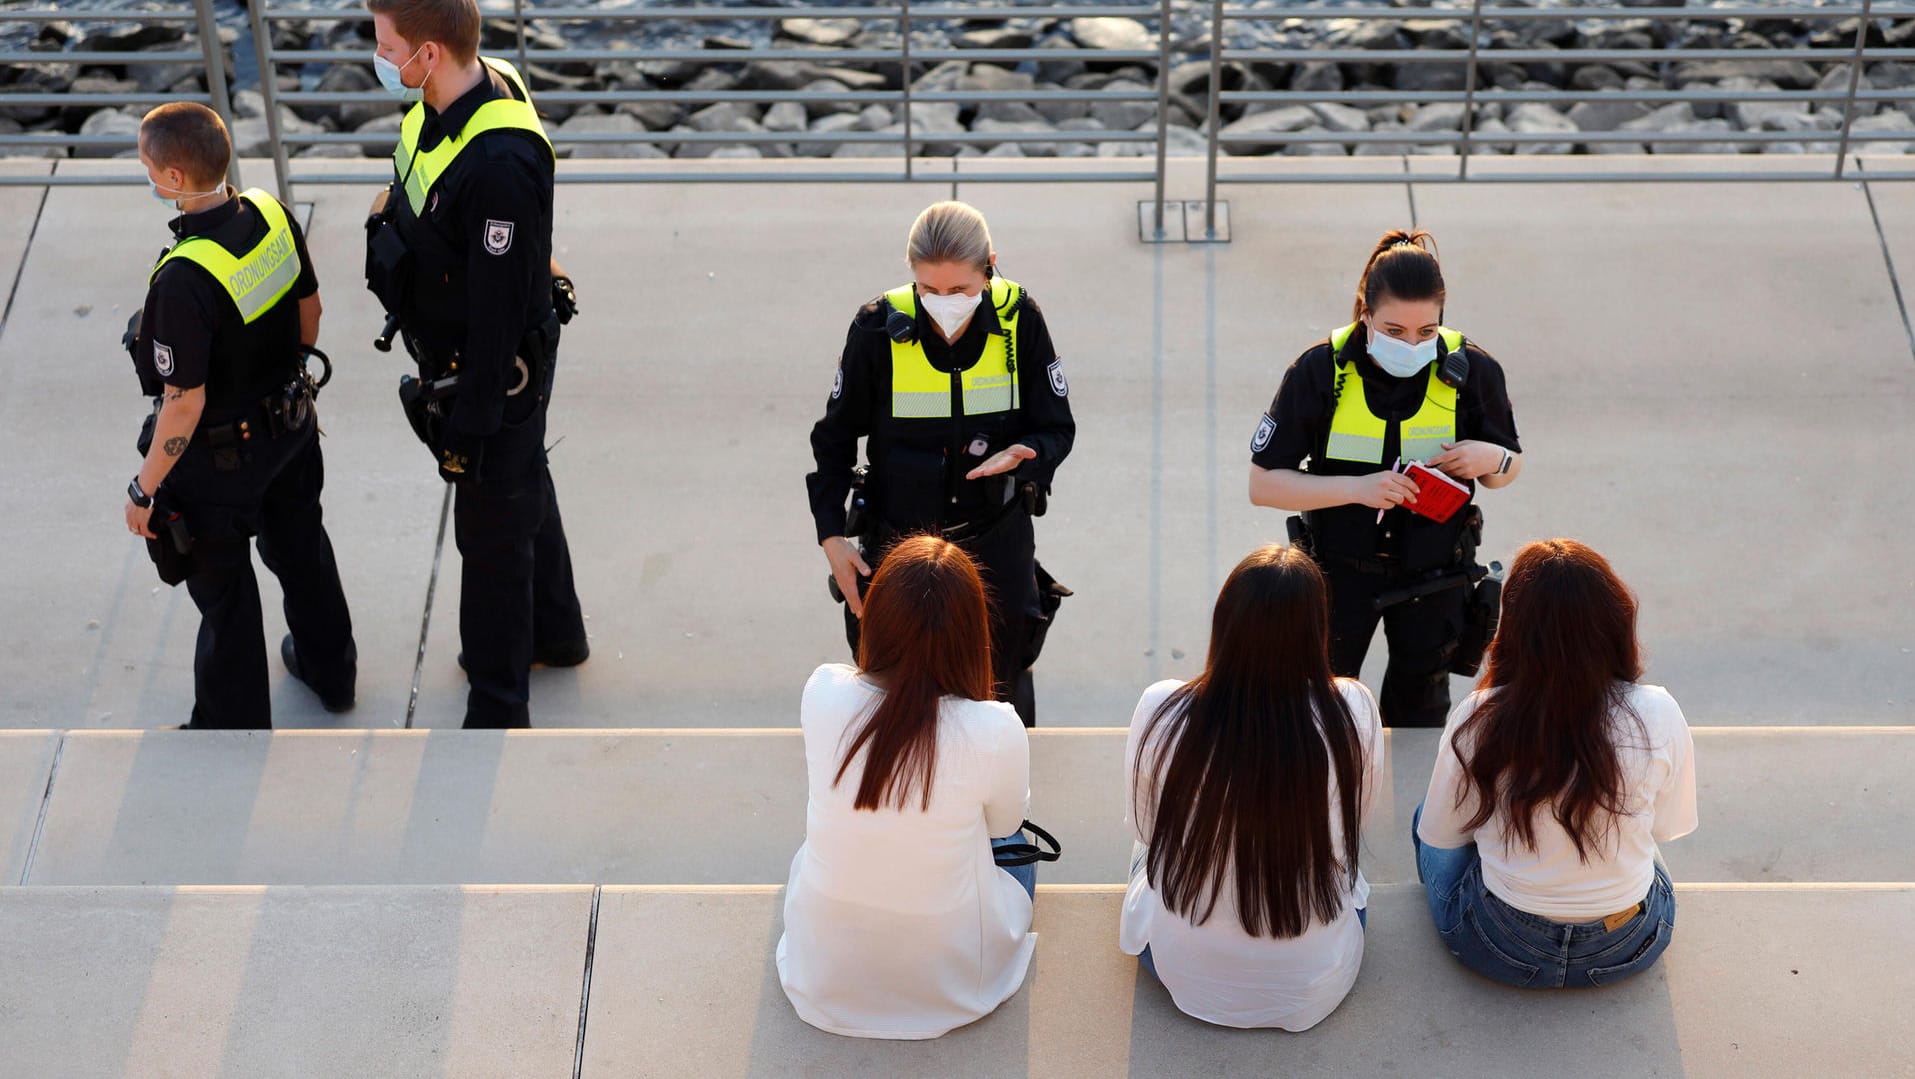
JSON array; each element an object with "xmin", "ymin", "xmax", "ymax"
[
  {"xmin": 834, "ymin": 534, "xmax": 995, "ymax": 812},
  {"xmin": 1353, "ymin": 228, "xmax": 1444, "ymax": 324},
  {"xmin": 1131, "ymin": 545, "xmax": 1366, "ymax": 939},
  {"xmin": 1453, "ymin": 539, "xmax": 1647, "ymax": 861}
]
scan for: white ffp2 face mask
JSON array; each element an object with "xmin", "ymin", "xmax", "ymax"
[
  {"xmin": 1367, "ymin": 326, "xmax": 1439, "ymax": 377},
  {"xmin": 918, "ymin": 288, "xmax": 983, "ymax": 338}
]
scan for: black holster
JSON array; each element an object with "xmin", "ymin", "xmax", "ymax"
[
  {"xmin": 398, "ymin": 370, "xmax": 458, "ymax": 450},
  {"xmin": 364, "ymin": 201, "xmax": 412, "ymax": 318},
  {"xmin": 1453, "ymin": 564, "xmax": 1504, "ymax": 677},
  {"xmin": 144, "ymin": 487, "xmax": 195, "ymax": 587}
]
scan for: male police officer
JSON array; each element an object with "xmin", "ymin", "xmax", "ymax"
[
  {"xmin": 363, "ymin": 0, "xmax": 586, "ymax": 728},
  {"xmin": 126, "ymin": 103, "xmax": 356, "ymax": 728}
]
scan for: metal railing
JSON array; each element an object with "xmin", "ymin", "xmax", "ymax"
[
  {"xmin": 1, "ymin": 0, "xmax": 1913, "ymax": 228},
  {"xmin": 0, "ymin": 2, "xmax": 237, "ymax": 185}
]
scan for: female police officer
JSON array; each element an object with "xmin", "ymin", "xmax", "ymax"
[
  {"xmin": 1249, "ymin": 229, "xmax": 1522, "ymax": 728},
  {"xmin": 807, "ymin": 201, "xmax": 1075, "ymax": 727}
]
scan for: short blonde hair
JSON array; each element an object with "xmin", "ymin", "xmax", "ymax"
[{"xmin": 906, "ymin": 201, "xmax": 993, "ymax": 273}]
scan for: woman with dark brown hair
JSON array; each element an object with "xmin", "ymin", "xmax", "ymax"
[
  {"xmin": 1415, "ymin": 539, "xmax": 1698, "ymax": 989},
  {"xmin": 777, "ymin": 534, "xmax": 1035, "ymax": 1039},
  {"xmin": 1121, "ymin": 544, "xmax": 1382, "ymax": 1030}
]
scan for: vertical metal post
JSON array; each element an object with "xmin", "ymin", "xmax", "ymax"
[
  {"xmin": 247, "ymin": 0, "xmax": 293, "ymax": 203},
  {"xmin": 901, "ymin": 0, "xmax": 914, "ymax": 180},
  {"xmin": 514, "ymin": 0, "xmax": 529, "ymax": 75},
  {"xmin": 1832, "ymin": 0, "xmax": 1874, "ymax": 179},
  {"xmin": 193, "ymin": 0, "xmax": 242, "ymax": 189},
  {"xmin": 1203, "ymin": 0, "xmax": 1223, "ymax": 237},
  {"xmin": 1151, "ymin": 0, "xmax": 1172, "ymax": 236},
  {"xmin": 1456, "ymin": 0, "xmax": 1485, "ymax": 182}
]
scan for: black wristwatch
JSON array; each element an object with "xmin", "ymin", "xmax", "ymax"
[
  {"xmin": 127, "ymin": 477, "xmax": 153, "ymax": 509},
  {"xmin": 1496, "ymin": 448, "xmax": 1514, "ymax": 476}
]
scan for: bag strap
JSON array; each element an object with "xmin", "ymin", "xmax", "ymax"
[{"xmin": 992, "ymin": 820, "xmax": 1062, "ymax": 867}]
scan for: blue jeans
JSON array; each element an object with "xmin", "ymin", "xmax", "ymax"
[
  {"xmin": 992, "ymin": 833, "xmax": 1037, "ymax": 900},
  {"xmin": 1412, "ymin": 801, "xmax": 1676, "ymax": 989}
]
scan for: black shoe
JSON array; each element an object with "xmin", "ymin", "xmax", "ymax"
[
  {"xmin": 281, "ymin": 634, "xmax": 355, "ymax": 713},
  {"xmin": 458, "ymin": 639, "xmax": 590, "ymax": 672}
]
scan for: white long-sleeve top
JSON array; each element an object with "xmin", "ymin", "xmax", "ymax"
[
  {"xmin": 1416, "ymin": 682, "xmax": 1699, "ymax": 921},
  {"xmin": 1119, "ymin": 678, "xmax": 1383, "ymax": 1031},
  {"xmin": 777, "ymin": 663, "xmax": 1035, "ymax": 1039}
]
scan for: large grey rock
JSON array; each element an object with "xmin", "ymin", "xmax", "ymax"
[
  {"xmin": 958, "ymin": 65, "xmax": 1037, "ymax": 94},
  {"xmin": 1469, "ymin": 116, "xmax": 1514, "ymax": 155},
  {"xmin": 1355, "ymin": 120, "xmax": 1412, "ymax": 156},
  {"xmin": 556, "ymin": 111, "xmax": 657, "ymax": 159},
  {"xmin": 226, "ymin": 109, "xmax": 322, "ymax": 158},
  {"xmin": 687, "ymin": 102, "xmax": 762, "ymax": 133},
  {"xmin": 61, "ymin": 76, "xmax": 140, "ymax": 128},
  {"xmin": 1850, "ymin": 109, "xmax": 1915, "ymax": 153},
  {"xmin": 298, "ymin": 64, "xmax": 391, "ymax": 132},
  {"xmin": 971, "ymin": 118, "xmax": 1059, "ymax": 157},
  {"xmin": 1407, "ymin": 102, "xmax": 1467, "ymax": 133},
  {"xmin": 1290, "ymin": 61, "xmax": 1344, "ymax": 93},
  {"xmin": 708, "ymin": 145, "xmax": 765, "ymax": 160},
  {"xmin": 673, "ymin": 118, "xmax": 766, "ymax": 159},
  {"xmin": 1327, "ymin": 18, "xmax": 1405, "ymax": 50},
  {"xmin": 795, "ymin": 79, "xmax": 854, "ymax": 121},
  {"xmin": 615, "ymin": 99, "xmax": 684, "ymax": 131},
  {"xmin": 777, "ymin": 17, "xmax": 862, "ymax": 46},
  {"xmin": 761, "ymin": 101, "xmax": 808, "ymax": 133},
  {"xmin": 796, "ymin": 112, "xmax": 860, "ymax": 156},
  {"xmin": 1160, "ymin": 123, "xmax": 1208, "ymax": 156},
  {"xmin": 979, "ymin": 100, "xmax": 1046, "ymax": 125},
  {"xmin": 1091, "ymin": 80, "xmax": 1158, "ymax": 131},
  {"xmin": 1070, "ymin": 17, "xmax": 1152, "ymax": 52},
  {"xmin": 231, "ymin": 88, "xmax": 267, "ymax": 120},
  {"xmin": 1393, "ymin": 62, "xmax": 1469, "ymax": 94},
  {"xmin": 850, "ymin": 104, "xmax": 894, "ymax": 132},
  {"xmin": 957, "ymin": 28, "xmax": 1036, "ymax": 50},
  {"xmin": 1283, "ymin": 126, "xmax": 1349, "ymax": 156},
  {"xmin": 1219, "ymin": 105, "xmax": 1319, "ymax": 154},
  {"xmin": 1648, "ymin": 117, "xmax": 1742, "ymax": 155},
  {"xmin": 912, "ymin": 60, "xmax": 969, "ymax": 94},
  {"xmin": 1505, "ymin": 102, "xmax": 1578, "ymax": 154},
  {"xmin": 1311, "ymin": 102, "xmax": 1372, "ymax": 133},
  {"xmin": 1676, "ymin": 59, "xmax": 1821, "ymax": 89},
  {"xmin": 1569, "ymin": 99, "xmax": 1654, "ymax": 131}
]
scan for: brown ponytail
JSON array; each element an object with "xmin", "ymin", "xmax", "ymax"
[{"xmin": 1353, "ymin": 228, "xmax": 1444, "ymax": 324}]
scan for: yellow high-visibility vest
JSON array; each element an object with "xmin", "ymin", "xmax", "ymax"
[
  {"xmin": 1322, "ymin": 321, "xmax": 1466, "ymax": 465},
  {"xmin": 886, "ymin": 276, "xmax": 1023, "ymax": 419},
  {"xmin": 150, "ymin": 188, "xmax": 299, "ymax": 324},
  {"xmin": 393, "ymin": 56, "xmax": 550, "ymax": 216}
]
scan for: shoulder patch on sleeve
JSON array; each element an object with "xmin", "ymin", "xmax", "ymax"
[
  {"xmin": 152, "ymin": 341, "xmax": 175, "ymax": 378},
  {"xmin": 1251, "ymin": 413, "xmax": 1277, "ymax": 453},
  {"xmin": 483, "ymin": 219, "xmax": 514, "ymax": 255},
  {"xmin": 1046, "ymin": 358, "xmax": 1068, "ymax": 397},
  {"xmin": 831, "ymin": 363, "xmax": 844, "ymax": 399}
]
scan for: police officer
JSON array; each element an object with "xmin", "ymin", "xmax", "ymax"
[
  {"xmin": 363, "ymin": 0, "xmax": 586, "ymax": 729},
  {"xmin": 125, "ymin": 103, "xmax": 356, "ymax": 729},
  {"xmin": 1248, "ymin": 229, "xmax": 1523, "ymax": 727},
  {"xmin": 808, "ymin": 201, "xmax": 1075, "ymax": 727}
]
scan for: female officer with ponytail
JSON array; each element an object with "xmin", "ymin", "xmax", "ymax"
[
  {"xmin": 1249, "ymin": 229, "xmax": 1523, "ymax": 727},
  {"xmin": 807, "ymin": 201, "xmax": 1076, "ymax": 727}
]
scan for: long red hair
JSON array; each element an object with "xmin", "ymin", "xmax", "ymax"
[{"xmin": 834, "ymin": 535, "xmax": 995, "ymax": 811}]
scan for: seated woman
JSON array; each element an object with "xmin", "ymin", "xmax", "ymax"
[
  {"xmin": 1415, "ymin": 538, "xmax": 1698, "ymax": 989},
  {"xmin": 1121, "ymin": 544, "xmax": 1382, "ymax": 1031},
  {"xmin": 778, "ymin": 534, "xmax": 1035, "ymax": 1039}
]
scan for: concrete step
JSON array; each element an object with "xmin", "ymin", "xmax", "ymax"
[
  {"xmin": 2, "ymin": 882, "xmax": 1906, "ymax": 1078},
  {"xmin": 17, "ymin": 727, "xmax": 1913, "ymax": 887}
]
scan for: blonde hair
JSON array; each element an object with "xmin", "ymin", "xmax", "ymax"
[{"xmin": 906, "ymin": 201, "xmax": 993, "ymax": 273}]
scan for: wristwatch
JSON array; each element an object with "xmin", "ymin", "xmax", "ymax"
[
  {"xmin": 127, "ymin": 477, "xmax": 153, "ymax": 509},
  {"xmin": 1496, "ymin": 448, "xmax": 1514, "ymax": 476}
]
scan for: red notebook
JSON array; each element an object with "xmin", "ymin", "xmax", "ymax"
[{"xmin": 1400, "ymin": 461, "xmax": 1471, "ymax": 523}]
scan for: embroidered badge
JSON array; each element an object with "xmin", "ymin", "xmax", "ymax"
[
  {"xmin": 153, "ymin": 341, "xmax": 175, "ymax": 378},
  {"xmin": 1251, "ymin": 414, "xmax": 1277, "ymax": 453},
  {"xmin": 484, "ymin": 219, "xmax": 514, "ymax": 255},
  {"xmin": 1047, "ymin": 358, "xmax": 1068, "ymax": 398},
  {"xmin": 830, "ymin": 364, "xmax": 844, "ymax": 400}
]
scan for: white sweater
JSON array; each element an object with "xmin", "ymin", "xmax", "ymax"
[
  {"xmin": 1119, "ymin": 678, "xmax": 1382, "ymax": 1031},
  {"xmin": 776, "ymin": 663, "xmax": 1035, "ymax": 1039},
  {"xmin": 1416, "ymin": 682, "xmax": 1699, "ymax": 921}
]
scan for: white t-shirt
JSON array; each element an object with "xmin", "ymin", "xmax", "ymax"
[
  {"xmin": 777, "ymin": 663, "xmax": 1036, "ymax": 1040},
  {"xmin": 1119, "ymin": 678, "xmax": 1383, "ymax": 1031},
  {"xmin": 1416, "ymin": 682, "xmax": 1699, "ymax": 922}
]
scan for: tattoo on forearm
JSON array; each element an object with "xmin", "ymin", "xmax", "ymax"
[
  {"xmin": 163, "ymin": 436, "xmax": 187, "ymax": 456},
  {"xmin": 165, "ymin": 388, "xmax": 184, "ymax": 402}
]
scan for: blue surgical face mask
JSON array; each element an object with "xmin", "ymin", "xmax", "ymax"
[
  {"xmin": 1366, "ymin": 324, "xmax": 1439, "ymax": 378},
  {"xmin": 374, "ymin": 45, "xmax": 429, "ymax": 102}
]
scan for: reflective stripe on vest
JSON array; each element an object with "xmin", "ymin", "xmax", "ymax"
[
  {"xmin": 887, "ymin": 276, "xmax": 1022, "ymax": 419},
  {"xmin": 393, "ymin": 57, "xmax": 551, "ymax": 216},
  {"xmin": 1322, "ymin": 322, "xmax": 1465, "ymax": 464},
  {"xmin": 150, "ymin": 188, "xmax": 300, "ymax": 325}
]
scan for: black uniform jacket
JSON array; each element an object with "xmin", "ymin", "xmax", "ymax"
[
  {"xmin": 389, "ymin": 66, "xmax": 555, "ymax": 439},
  {"xmin": 807, "ymin": 289, "xmax": 1076, "ymax": 544}
]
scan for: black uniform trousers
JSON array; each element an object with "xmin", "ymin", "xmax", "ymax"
[
  {"xmin": 168, "ymin": 422, "xmax": 356, "ymax": 729},
  {"xmin": 1323, "ymin": 560, "xmax": 1468, "ymax": 729},
  {"xmin": 847, "ymin": 508, "xmax": 1041, "ymax": 727},
  {"xmin": 452, "ymin": 440, "xmax": 585, "ymax": 729}
]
